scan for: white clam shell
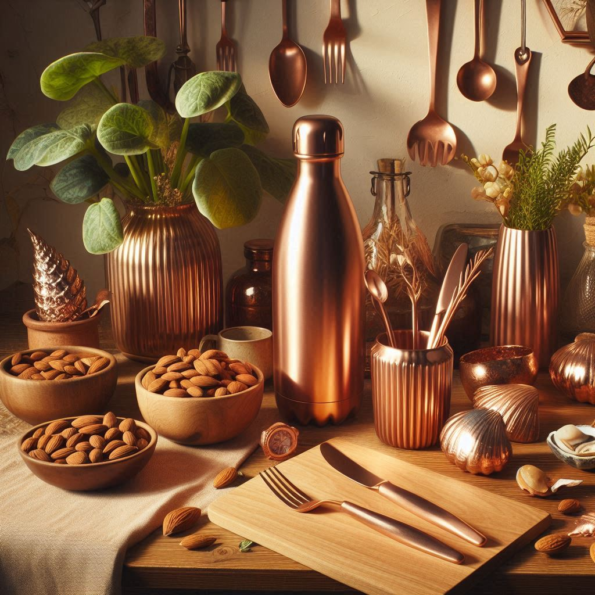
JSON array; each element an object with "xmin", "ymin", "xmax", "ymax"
[
  {"xmin": 547, "ymin": 425, "xmax": 595, "ymax": 470},
  {"xmin": 440, "ymin": 409, "xmax": 512, "ymax": 475},
  {"xmin": 472, "ymin": 384, "xmax": 539, "ymax": 443}
]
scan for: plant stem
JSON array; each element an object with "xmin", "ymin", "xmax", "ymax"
[
  {"xmin": 170, "ymin": 118, "xmax": 190, "ymax": 189},
  {"xmin": 180, "ymin": 155, "xmax": 200, "ymax": 194},
  {"xmin": 124, "ymin": 155, "xmax": 150, "ymax": 198},
  {"xmin": 89, "ymin": 145, "xmax": 146, "ymax": 201},
  {"xmin": 147, "ymin": 150, "xmax": 160, "ymax": 202}
]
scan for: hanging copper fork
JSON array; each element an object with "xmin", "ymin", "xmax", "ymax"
[
  {"xmin": 260, "ymin": 466, "xmax": 464, "ymax": 564},
  {"xmin": 216, "ymin": 0, "xmax": 237, "ymax": 72},
  {"xmin": 322, "ymin": 0, "xmax": 346, "ymax": 84}
]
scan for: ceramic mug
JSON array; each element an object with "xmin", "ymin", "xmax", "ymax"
[{"xmin": 199, "ymin": 326, "xmax": 273, "ymax": 379}]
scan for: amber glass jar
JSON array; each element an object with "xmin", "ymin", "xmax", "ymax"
[{"xmin": 225, "ymin": 239, "xmax": 273, "ymax": 330}]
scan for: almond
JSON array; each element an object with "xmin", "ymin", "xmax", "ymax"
[
  {"xmin": 190, "ymin": 375, "xmax": 220, "ymax": 388},
  {"xmin": 156, "ymin": 355, "xmax": 180, "ymax": 368},
  {"xmin": 63, "ymin": 354, "xmax": 79, "ymax": 363},
  {"xmin": 590, "ymin": 542, "xmax": 595, "ymax": 564},
  {"xmin": 136, "ymin": 428, "xmax": 151, "ymax": 443},
  {"xmin": 72, "ymin": 415, "xmax": 103, "ymax": 429},
  {"xmin": 11, "ymin": 353, "xmax": 22, "ymax": 366},
  {"xmin": 180, "ymin": 379, "xmax": 195, "ymax": 389},
  {"xmin": 227, "ymin": 381, "xmax": 248, "ymax": 394},
  {"xmin": 79, "ymin": 424, "xmax": 107, "ymax": 435},
  {"xmin": 229, "ymin": 363, "xmax": 249, "ymax": 375},
  {"xmin": 180, "ymin": 534, "xmax": 216, "ymax": 550},
  {"xmin": 54, "ymin": 459, "xmax": 67, "ymax": 465},
  {"xmin": 148, "ymin": 378, "xmax": 169, "ymax": 393},
  {"xmin": 188, "ymin": 349, "xmax": 202, "ymax": 358},
  {"xmin": 74, "ymin": 360, "xmax": 87, "ymax": 375},
  {"xmin": 75, "ymin": 441, "xmax": 93, "ymax": 452},
  {"xmin": 89, "ymin": 448, "xmax": 104, "ymax": 463},
  {"xmin": 214, "ymin": 387, "xmax": 228, "ymax": 397},
  {"xmin": 213, "ymin": 467, "xmax": 238, "ymax": 489},
  {"xmin": 176, "ymin": 348, "xmax": 187, "ymax": 358},
  {"xmin": 137, "ymin": 438, "xmax": 149, "ymax": 450},
  {"xmin": 119, "ymin": 418, "xmax": 136, "ymax": 433},
  {"xmin": 49, "ymin": 360, "xmax": 68, "ymax": 372},
  {"xmin": 88, "ymin": 357, "xmax": 110, "ymax": 374},
  {"xmin": 182, "ymin": 355, "xmax": 195, "ymax": 364},
  {"xmin": 61, "ymin": 427, "xmax": 78, "ymax": 439},
  {"xmin": 534, "ymin": 533, "xmax": 571, "ymax": 554},
  {"xmin": 200, "ymin": 350, "xmax": 227, "ymax": 361},
  {"xmin": 31, "ymin": 374, "xmax": 45, "ymax": 380},
  {"xmin": 50, "ymin": 349, "xmax": 67, "ymax": 358},
  {"xmin": 142, "ymin": 371, "xmax": 157, "ymax": 389},
  {"xmin": 33, "ymin": 361, "xmax": 51, "ymax": 372},
  {"xmin": 122, "ymin": 431, "xmax": 137, "ymax": 446},
  {"xmin": 66, "ymin": 433, "xmax": 85, "ymax": 447},
  {"xmin": 163, "ymin": 507, "xmax": 201, "ymax": 536},
  {"xmin": 32, "ymin": 427, "xmax": 44, "ymax": 439},
  {"xmin": 103, "ymin": 411, "xmax": 118, "ymax": 429},
  {"xmin": 108, "ymin": 445, "xmax": 138, "ymax": 460},
  {"xmin": 558, "ymin": 499, "xmax": 581, "ymax": 515},
  {"xmin": 51, "ymin": 447, "xmax": 76, "ymax": 460},
  {"xmin": 29, "ymin": 449, "xmax": 51, "ymax": 462},
  {"xmin": 29, "ymin": 351, "xmax": 49, "ymax": 362},
  {"xmin": 187, "ymin": 386, "xmax": 204, "ymax": 398},
  {"xmin": 45, "ymin": 420, "xmax": 70, "ymax": 435},
  {"xmin": 203, "ymin": 359, "xmax": 222, "ymax": 376},
  {"xmin": 193, "ymin": 360, "xmax": 210, "ymax": 375},
  {"xmin": 66, "ymin": 451, "xmax": 89, "ymax": 465},
  {"xmin": 104, "ymin": 440, "xmax": 126, "ymax": 454},
  {"xmin": 153, "ymin": 366, "xmax": 168, "ymax": 375},
  {"xmin": 37, "ymin": 434, "xmax": 53, "ymax": 450},
  {"xmin": 44, "ymin": 435, "xmax": 64, "ymax": 454},
  {"xmin": 104, "ymin": 428, "xmax": 122, "ymax": 441},
  {"xmin": 80, "ymin": 356, "xmax": 100, "ymax": 366},
  {"xmin": 21, "ymin": 437, "xmax": 38, "ymax": 452},
  {"xmin": 181, "ymin": 369, "xmax": 199, "ymax": 379},
  {"xmin": 234, "ymin": 374, "xmax": 258, "ymax": 387},
  {"xmin": 89, "ymin": 435, "xmax": 106, "ymax": 449},
  {"xmin": 162, "ymin": 372, "xmax": 184, "ymax": 381},
  {"xmin": 18, "ymin": 366, "xmax": 38, "ymax": 379},
  {"xmin": 63, "ymin": 365, "xmax": 81, "ymax": 376},
  {"xmin": 168, "ymin": 362, "xmax": 192, "ymax": 373},
  {"xmin": 164, "ymin": 389, "xmax": 189, "ymax": 398}
]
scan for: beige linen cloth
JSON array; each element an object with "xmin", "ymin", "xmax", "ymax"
[{"xmin": 0, "ymin": 354, "xmax": 277, "ymax": 595}]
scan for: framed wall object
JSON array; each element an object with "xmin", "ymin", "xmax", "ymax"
[{"xmin": 543, "ymin": 0, "xmax": 591, "ymax": 44}]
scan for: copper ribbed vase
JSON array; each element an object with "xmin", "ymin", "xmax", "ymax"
[
  {"xmin": 490, "ymin": 226, "xmax": 559, "ymax": 369},
  {"xmin": 371, "ymin": 330, "xmax": 453, "ymax": 450},
  {"xmin": 106, "ymin": 203, "xmax": 222, "ymax": 361}
]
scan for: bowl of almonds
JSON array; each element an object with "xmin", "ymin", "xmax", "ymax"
[
  {"xmin": 18, "ymin": 412, "xmax": 157, "ymax": 491},
  {"xmin": 0, "ymin": 347, "xmax": 118, "ymax": 425},
  {"xmin": 135, "ymin": 348, "xmax": 264, "ymax": 445}
]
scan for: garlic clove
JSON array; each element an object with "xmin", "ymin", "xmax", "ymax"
[{"xmin": 516, "ymin": 464, "xmax": 551, "ymax": 496}]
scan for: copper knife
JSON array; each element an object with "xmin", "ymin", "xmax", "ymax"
[{"xmin": 320, "ymin": 443, "xmax": 487, "ymax": 546}]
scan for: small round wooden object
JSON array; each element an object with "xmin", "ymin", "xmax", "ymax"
[{"xmin": 260, "ymin": 422, "xmax": 299, "ymax": 461}]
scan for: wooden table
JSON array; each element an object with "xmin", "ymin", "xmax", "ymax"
[{"xmin": 2, "ymin": 284, "xmax": 594, "ymax": 595}]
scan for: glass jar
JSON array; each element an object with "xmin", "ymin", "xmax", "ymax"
[
  {"xmin": 225, "ymin": 239, "xmax": 273, "ymax": 330},
  {"xmin": 561, "ymin": 219, "xmax": 595, "ymax": 339},
  {"xmin": 362, "ymin": 159, "xmax": 440, "ymax": 374}
]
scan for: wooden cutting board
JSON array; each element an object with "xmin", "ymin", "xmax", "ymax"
[{"xmin": 209, "ymin": 438, "xmax": 550, "ymax": 595}]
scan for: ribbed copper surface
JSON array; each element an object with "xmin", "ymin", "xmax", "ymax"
[
  {"xmin": 371, "ymin": 330, "xmax": 453, "ymax": 450},
  {"xmin": 550, "ymin": 333, "xmax": 595, "ymax": 405},
  {"xmin": 490, "ymin": 226, "xmax": 559, "ymax": 369},
  {"xmin": 106, "ymin": 203, "xmax": 222, "ymax": 361}
]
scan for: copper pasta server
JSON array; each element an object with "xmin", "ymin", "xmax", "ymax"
[
  {"xmin": 216, "ymin": 0, "xmax": 237, "ymax": 72},
  {"xmin": 322, "ymin": 0, "xmax": 346, "ymax": 84},
  {"xmin": 260, "ymin": 466, "xmax": 465, "ymax": 564}
]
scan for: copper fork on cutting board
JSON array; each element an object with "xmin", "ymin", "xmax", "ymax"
[
  {"xmin": 322, "ymin": 0, "xmax": 346, "ymax": 84},
  {"xmin": 260, "ymin": 466, "xmax": 465, "ymax": 564},
  {"xmin": 216, "ymin": 0, "xmax": 237, "ymax": 71}
]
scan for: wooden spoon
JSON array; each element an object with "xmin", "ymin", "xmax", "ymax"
[{"xmin": 269, "ymin": 0, "xmax": 307, "ymax": 107}]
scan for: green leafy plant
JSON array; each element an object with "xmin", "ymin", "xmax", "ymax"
[
  {"xmin": 462, "ymin": 124, "xmax": 595, "ymax": 231},
  {"xmin": 7, "ymin": 36, "xmax": 295, "ymax": 254}
]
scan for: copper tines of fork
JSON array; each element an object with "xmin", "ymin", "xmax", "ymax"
[
  {"xmin": 322, "ymin": 0, "xmax": 347, "ymax": 84},
  {"xmin": 260, "ymin": 466, "xmax": 312, "ymax": 509},
  {"xmin": 216, "ymin": 0, "xmax": 237, "ymax": 72}
]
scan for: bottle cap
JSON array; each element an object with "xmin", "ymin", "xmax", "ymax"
[
  {"xmin": 293, "ymin": 115, "xmax": 344, "ymax": 158},
  {"xmin": 244, "ymin": 239, "xmax": 274, "ymax": 261},
  {"xmin": 376, "ymin": 159, "xmax": 404, "ymax": 174}
]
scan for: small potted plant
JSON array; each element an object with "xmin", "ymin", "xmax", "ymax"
[
  {"xmin": 462, "ymin": 125, "xmax": 595, "ymax": 367},
  {"xmin": 7, "ymin": 36, "xmax": 295, "ymax": 361}
]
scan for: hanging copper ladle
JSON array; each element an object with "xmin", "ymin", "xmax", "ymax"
[{"xmin": 568, "ymin": 56, "xmax": 595, "ymax": 111}]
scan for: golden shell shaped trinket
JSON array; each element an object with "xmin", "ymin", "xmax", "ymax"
[
  {"xmin": 472, "ymin": 384, "xmax": 540, "ymax": 443},
  {"xmin": 440, "ymin": 409, "xmax": 512, "ymax": 475},
  {"xmin": 550, "ymin": 333, "xmax": 595, "ymax": 405}
]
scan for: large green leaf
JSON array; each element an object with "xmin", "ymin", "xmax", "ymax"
[
  {"xmin": 41, "ymin": 52, "xmax": 125, "ymax": 101},
  {"xmin": 227, "ymin": 87, "xmax": 269, "ymax": 145},
  {"xmin": 97, "ymin": 103, "xmax": 158, "ymax": 155},
  {"xmin": 57, "ymin": 83, "xmax": 115, "ymax": 130},
  {"xmin": 50, "ymin": 155, "xmax": 109, "ymax": 203},
  {"xmin": 176, "ymin": 71, "xmax": 242, "ymax": 118},
  {"xmin": 13, "ymin": 125, "xmax": 92, "ymax": 171},
  {"xmin": 193, "ymin": 148, "xmax": 262, "ymax": 228},
  {"xmin": 82, "ymin": 197, "xmax": 123, "ymax": 254},
  {"xmin": 186, "ymin": 123, "xmax": 244, "ymax": 158},
  {"xmin": 86, "ymin": 36, "xmax": 166, "ymax": 68},
  {"xmin": 138, "ymin": 100, "xmax": 169, "ymax": 149},
  {"xmin": 240, "ymin": 145, "xmax": 296, "ymax": 203},
  {"xmin": 7, "ymin": 124, "xmax": 59, "ymax": 160}
]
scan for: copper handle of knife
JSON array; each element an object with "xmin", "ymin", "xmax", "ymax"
[
  {"xmin": 378, "ymin": 482, "xmax": 486, "ymax": 546},
  {"xmin": 341, "ymin": 502, "xmax": 465, "ymax": 564}
]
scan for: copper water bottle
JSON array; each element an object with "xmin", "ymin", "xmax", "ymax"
[{"xmin": 273, "ymin": 115, "xmax": 364, "ymax": 425}]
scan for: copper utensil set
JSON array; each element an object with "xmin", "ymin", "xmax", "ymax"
[{"xmin": 260, "ymin": 444, "xmax": 487, "ymax": 564}]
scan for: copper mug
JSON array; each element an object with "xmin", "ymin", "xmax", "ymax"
[
  {"xmin": 371, "ymin": 330, "xmax": 453, "ymax": 450},
  {"xmin": 199, "ymin": 326, "xmax": 273, "ymax": 379}
]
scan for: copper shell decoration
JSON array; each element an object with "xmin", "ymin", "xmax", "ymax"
[
  {"xmin": 440, "ymin": 409, "xmax": 512, "ymax": 475},
  {"xmin": 550, "ymin": 333, "xmax": 595, "ymax": 405},
  {"xmin": 472, "ymin": 384, "xmax": 540, "ymax": 443}
]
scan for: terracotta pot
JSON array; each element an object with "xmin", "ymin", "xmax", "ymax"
[
  {"xmin": 22, "ymin": 309, "xmax": 101, "ymax": 349},
  {"xmin": 490, "ymin": 226, "xmax": 559, "ymax": 369},
  {"xmin": 106, "ymin": 203, "xmax": 223, "ymax": 362}
]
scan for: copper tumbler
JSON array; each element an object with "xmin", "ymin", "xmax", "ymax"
[{"xmin": 371, "ymin": 330, "xmax": 453, "ymax": 449}]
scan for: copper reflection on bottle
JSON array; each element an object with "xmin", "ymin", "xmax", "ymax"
[{"xmin": 273, "ymin": 115, "xmax": 364, "ymax": 426}]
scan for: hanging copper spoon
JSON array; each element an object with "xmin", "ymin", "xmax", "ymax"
[
  {"xmin": 502, "ymin": 0, "xmax": 532, "ymax": 164},
  {"xmin": 364, "ymin": 270, "xmax": 396, "ymax": 348},
  {"xmin": 568, "ymin": 56, "xmax": 595, "ymax": 111},
  {"xmin": 269, "ymin": 0, "xmax": 307, "ymax": 107},
  {"xmin": 457, "ymin": 0, "xmax": 497, "ymax": 101}
]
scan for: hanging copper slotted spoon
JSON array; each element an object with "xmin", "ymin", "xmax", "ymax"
[
  {"xmin": 407, "ymin": 0, "xmax": 457, "ymax": 167},
  {"xmin": 216, "ymin": 0, "xmax": 237, "ymax": 72}
]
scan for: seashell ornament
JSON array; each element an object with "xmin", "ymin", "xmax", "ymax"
[
  {"xmin": 472, "ymin": 384, "xmax": 539, "ymax": 443},
  {"xmin": 547, "ymin": 424, "xmax": 595, "ymax": 470},
  {"xmin": 516, "ymin": 464, "xmax": 582, "ymax": 498},
  {"xmin": 440, "ymin": 409, "xmax": 512, "ymax": 475},
  {"xmin": 550, "ymin": 333, "xmax": 595, "ymax": 405}
]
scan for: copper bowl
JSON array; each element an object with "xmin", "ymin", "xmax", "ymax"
[{"xmin": 18, "ymin": 416, "xmax": 157, "ymax": 491}]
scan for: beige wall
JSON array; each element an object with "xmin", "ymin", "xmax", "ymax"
[{"xmin": 0, "ymin": 0, "xmax": 591, "ymax": 299}]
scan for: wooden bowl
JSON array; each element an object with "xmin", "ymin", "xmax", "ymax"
[
  {"xmin": 18, "ymin": 417, "xmax": 157, "ymax": 491},
  {"xmin": 135, "ymin": 365, "xmax": 264, "ymax": 445},
  {"xmin": 23, "ymin": 309, "xmax": 101, "ymax": 349},
  {"xmin": 0, "ymin": 347, "xmax": 118, "ymax": 425}
]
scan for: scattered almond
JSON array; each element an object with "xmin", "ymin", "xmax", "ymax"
[
  {"xmin": 163, "ymin": 507, "xmax": 201, "ymax": 536},
  {"xmin": 558, "ymin": 499, "xmax": 581, "ymax": 515},
  {"xmin": 213, "ymin": 467, "xmax": 238, "ymax": 489},
  {"xmin": 180, "ymin": 534, "xmax": 216, "ymax": 550},
  {"xmin": 534, "ymin": 533, "xmax": 571, "ymax": 555}
]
